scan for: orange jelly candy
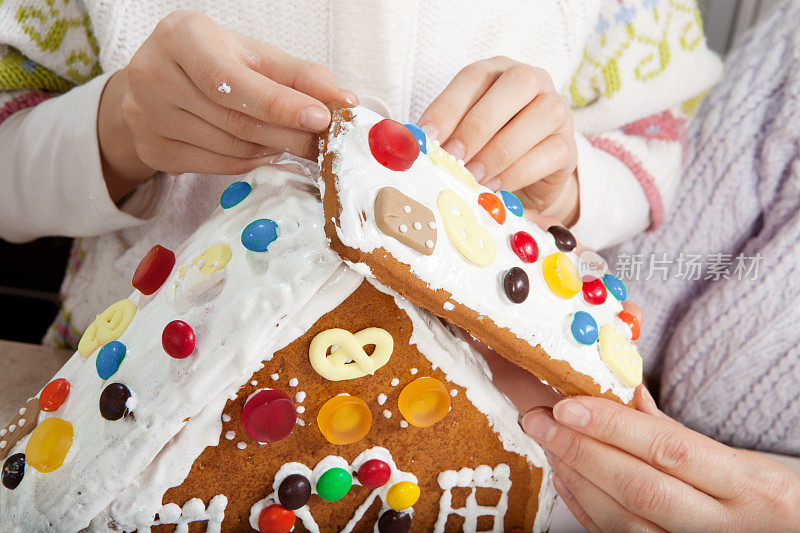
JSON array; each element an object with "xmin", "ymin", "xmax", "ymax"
[
  {"xmin": 25, "ymin": 417, "xmax": 73, "ymax": 473},
  {"xmin": 477, "ymin": 192, "xmax": 506, "ymax": 224},
  {"xmin": 618, "ymin": 310, "xmax": 641, "ymax": 340},
  {"xmin": 398, "ymin": 377, "xmax": 450, "ymax": 428},
  {"xmin": 317, "ymin": 396, "xmax": 372, "ymax": 445},
  {"xmin": 541, "ymin": 252, "xmax": 582, "ymax": 299}
]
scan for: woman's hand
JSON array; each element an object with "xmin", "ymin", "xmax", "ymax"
[
  {"xmin": 98, "ymin": 10, "xmax": 356, "ymax": 201},
  {"xmin": 418, "ymin": 56, "xmax": 579, "ymax": 226},
  {"xmin": 522, "ymin": 387, "xmax": 800, "ymax": 532}
]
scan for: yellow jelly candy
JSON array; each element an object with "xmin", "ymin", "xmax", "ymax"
[
  {"xmin": 437, "ymin": 190, "xmax": 497, "ymax": 267},
  {"xmin": 428, "ymin": 144, "xmax": 478, "ymax": 190},
  {"xmin": 598, "ymin": 325, "xmax": 643, "ymax": 387},
  {"xmin": 78, "ymin": 299, "xmax": 137, "ymax": 357},
  {"xmin": 25, "ymin": 417, "xmax": 73, "ymax": 473},
  {"xmin": 317, "ymin": 396, "xmax": 372, "ymax": 445},
  {"xmin": 386, "ymin": 481, "xmax": 420, "ymax": 511},
  {"xmin": 541, "ymin": 252, "xmax": 582, "ymax": 299},
  {"xmin": 398, "ymin": 377, "xmax": 450, "ymax": 428}
]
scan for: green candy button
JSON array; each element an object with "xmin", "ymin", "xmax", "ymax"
[{"xmin": 316, "ymin": 467, "xmax": 352, "ymax": 501}]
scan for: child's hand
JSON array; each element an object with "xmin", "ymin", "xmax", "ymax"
[
  {"xmin": 418, "ymin": 57, "xmax": 578, "ymax": 226},
  {"xmin": 98, "ymin": 10, "xmax": 356, "ymax": 201}
]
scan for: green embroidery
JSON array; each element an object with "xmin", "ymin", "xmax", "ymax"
[{"xmin": 0, "ymin": 47, "xmax": 73, "ymax": 91}]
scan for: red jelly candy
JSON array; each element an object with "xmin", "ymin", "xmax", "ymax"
[
  {"xmin": 39, "ymin": 378, "xmax": 70, "ymax": 412},
  {"xmin": 582, "ymin": 276, "xmax": 607, "ymax": 305},
  {"xmin": 162, "ymin": 320, "xmax": 196, "ymax": 359},
  {"xmin": 478, "ymin": 192, "xmax": 506, "ymax": 224},
  {"xmin": 368, "ymin": 119, "xmax": 420, "ymax": 171},
  {"xmin": 509, "ymin": 231, "xmax": 539, "ymax": 263},
  {"xmin": 618, "ymin": 310, "xmax": 641, "ymax": 341},
  {"xmin": 358, "ymin": 459, "xmax": 391, "ymax": 488},
  {"xmin": 132, "ymin": 245, "xmax": 175, "ymax": 295},
  {"xmin": 258, "ymin": 504, "xmax": 295, "ymax": 533},
  {"xmin": 242, "ymin": 389, "xmax": 296, "ymax": 443}
]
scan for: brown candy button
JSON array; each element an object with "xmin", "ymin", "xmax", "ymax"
[
  {"xmin": 374, "ymin": 187, "xmax": 437, "ymax": 255},
  {"xmin": 0, "ymin": 398, "xmax": 40, "ymax": 460}
]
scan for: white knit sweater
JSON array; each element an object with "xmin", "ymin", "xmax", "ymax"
[{"xmin": 0, "ymin": 0, "xmax": 722, "ymax": 345}]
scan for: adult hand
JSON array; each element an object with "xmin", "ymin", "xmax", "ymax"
[
  {"xmin": 418, "ymin": 56, "xmax": 579, "ymax": 226},
  {"xmin": 98, "ymin": 10, "xmax": 356, "ymax": 201},
  {"xmin": 522, "ymin": 387, "xmax": 800, "ymax": 532}
]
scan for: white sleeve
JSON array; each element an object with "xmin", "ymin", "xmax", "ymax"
[
  {"xmin": 569, "ymin": 133, "xmax": 650, "ymax": 251},
  {"xmin": 0, "ymin": 73, "xmax": 169, "ymax": 243}
]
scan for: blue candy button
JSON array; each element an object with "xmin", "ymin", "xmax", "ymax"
[
  {"xmin": 96, "ymin": 341, "xmax": 126, "ymax": 380},
  {"xmin": 570, "ymin": 311, "xmax": 598, "ymax": 345},
  {"xmin": 404, "ymin": 123, "xmax": 428, "ymax": 154},
  {"xmin": 242, "ymin": 219, "xmax": 279, "ymax": 252},
  {"xmin": 220, "ymin": 181, "xmax": 252, "ymax": 209},
  {"xmin": 499, "ymin": 190, "xmax": 524, "ymax": 217},
  {"xmin": 603, "ymin": 274, "xmax": 627, "ymax": 301}
]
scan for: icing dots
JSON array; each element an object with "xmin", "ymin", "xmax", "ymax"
[
  {"xmin": 403, "ymin": 123, "xmax": 427, "ymax": 154},
  {"xmin": 132, "ymin": 245, "xmax": 175, "ymax": 295},
  {"xmin": 398, "ymin": 377, "xmax": 450, "ymax": 428},
  {"xmin": 603, "ymin": 273, "xmax": 627, "ymax": 302},
  {"xmin": 242, "ymin": 389, "xmax": 296, "ymax": 443},
  {"xmin": 242, "ymin": 219, "xmax": 279, "ymax": 252},
  {"xmin": 25, "ymin": 417, "xmax": 73, "ymax": 473},
  {"xmin": 317, "ymin": 396, "xmax": 372, "ymax": 445},
  {"xmin": 368, "ymin": 119, "xmax": 420, "ymax": 171},
  {"xmin": 598, "ymin": 325, "xmax": 643, "ymax": 387},
  {"xmin": 570, "ymin": 311, "xmax": 599, "ymax": 345},
  {"xmin": 220, "ymin": 181, "xmax": 252, "ymax": 209},
  {"xmin": 437, "ymin": 189, "xmax": 496, "ymax": 267},
  {"xmin": 316, "ymin": 467, "xmax": 352, "ymax": 501},
  {"xmin": 78, "ymin": 299, "xmax": 137, "ymax": 358},
  {"xmin": 374, "ymin": 187, "xmax": 437, "ymax": 255},
  {"xmin": 39, "ymin": 378, "xmax": 70, "ymax": 412},
  {"xmin": 162, "ymin": 320, "xmax": 196, "ymax": 359},
  {"xmin": 96, "ymin": 341, "xmax": 126, "ymax": 380},
  {"xmin": 308, "ymin": 327, "xmax": 393, "ymax": 381},
  {"xmin": 498, "ymin": 190, "xmax": 523, "ymax": 217},
  {"xmin": 542, "ymin": 252, "xmax": 582, "ymax": 299},
  {"xmin": 477, "ymin": 192, "xmax": 506, "ymax": 224}
]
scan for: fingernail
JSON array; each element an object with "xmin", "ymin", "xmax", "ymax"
[
  {"xmin": 300, "ymin": 106, "xmax": 329, "ymax": 130},
  {"xmin": 421, "ymin": 124, "xmax": 438, "ymax": 141},
  {"xmin": 521, "ymin": 409, "xmax": 557, "ymax": 442},
  {"xmin": 342, "ymin": 90, "xmax": 358, "ymax": 106},
  {"xmin": 484, "ymin": 178, "xmax": 501, "ymax": 192},
  {"xmin": 465, "ymin": 160, "xmax": 485, "ymax": 182},
  {"xmin": 553, "ymin": 400, "xmax": 590, "ymax": 428},
  {"xmin": 442, "ymin": 139, "xmax": 465, "ymax": 160},
  {"xmin": 639, "ymin": 386, "xmax": 657, "ymax": 409},
  {"xmin": 552, "ymin": 472, "xmax": 573, "ymax": 500}
]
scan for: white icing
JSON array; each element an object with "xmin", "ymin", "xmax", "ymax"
[
  {"xmin": 324, "ymin": 106, "xmax": 633, "ymax": 403},
  {"xmin": 400, "ymin": 421, "xmax": 408, "ymax": 428},
  {"xmin": 410, "ymin": 368, "xmax": 418, "ymax": 375},
  {"xmin": 288, "ymin": 378, "xmax": 299, "ymax": 387},
  {"xmin": 270, "ymin": 373, "xmax": 279, "ymax": 381},
  {"xmin": 435, "ymin": 464, "xmax": 511, "ymax": 532},
  {"xmin": 382, "ymin": 410, "xmax": 392, "ymax": 419},
  {"xmin": 237, "ymin": 442, "xmax": 247, "ymax": 450},
  {"xmin": 225, "ymin": 431, "xmax": 235, "ymax": 440},
  {"xmin": 295, "ymin": 391, "xmax": 306, "ymax": 403},
  {"xmin": 450, "ymin": 389, "xmax": 458, "ymax": 397},
  {"xmin": 221, "ymin": 414, "xmax": 231, "ymax": 423},
  {"xmin": 296, "ymin": 406, "xmax": 305, "ymax": 414},
  {"xmin": 443, "ymin": 301, "xmax": 455, "ymax": 311},
  {"xmin": 250, "ymin": 380, "xmax": 258, "ymax": 386},
  {"xmin": 390, "ymin": 378, "xmax": 399, "ymax": 387},
  {"xmin": 377, "ymin": 393, "xmax": 387, "ymax": 405}
]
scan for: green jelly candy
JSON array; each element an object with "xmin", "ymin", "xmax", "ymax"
[{"xmin": 316, "ymin": 467, "xmax": 352, "ymax": 501}]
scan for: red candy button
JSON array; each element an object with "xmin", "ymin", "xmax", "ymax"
[
  {"xmin": 242, "ymin": 389, "xmax": 296, "ymax": 443},
  {"xmin": 478, "ymin": 192, "xmax": 506, "ymax": 224},
  {"xmin": 258, "ymin": 504, "xmax": 295, "ymax": 533},
  {"xmin": 358, "ymin": 459, "xmax": 391, "ymax": 488},
  {"xmin": 510, "ymin": 231, "xmax": 539, "ymax": 263},
  {"xmin": 162, "ymin": 320, "xmax": 196, "ymax": 359},
  {"xmin": 39, "ymin": 378, "xmax": 70, "ymax": 412},
  {"xmin": 368, "ymin": 119, "xmax": 420, "ymax": 171},
  {"xmin": 618, "ymin": 310, "xmax": 641, "ymax": 340},
  {"xmin": 582, "ymin": 276, "xmax": 607, "ymax": 305},
  {"xmin": 132, "ymin": 245, "xmax": 175, "ymax": 295}
]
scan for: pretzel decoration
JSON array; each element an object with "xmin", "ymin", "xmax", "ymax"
[
  {"xmin": 0, "ymin": 398, "xmax": 39, "ymax": 460},
  {"xmin": 78, "ymin": 299, "xmax": 137, "ymax": 358},
  {"xmin": 428, "ymin": 144, "xmax": 479, "ymax": 190},
  {"xmin": 437, "ymin": 189, "xmax": 497, "ymax": 267},
  {"xmin": 309, "ymin": 328, "xmax": 394, "ymax": 381}
]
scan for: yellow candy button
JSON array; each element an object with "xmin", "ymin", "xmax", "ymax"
[
  {"xmin": 598, "ymin": 325, "xmax": 643, "ymax": 387},
  {"xmin": 398, "ymin": 377, "xmax": 450, "ymax": 428},
  {"xmin": 78, "ymin": 299, "xmax": 137, "ymax": 357},
  {"xmin": 25, "ymin": 417, "xmax": 73, "ymax": 473},
  {"xmin": 386, "ymin": 481, "xmax": 420, "ymax": 511},
  {"xmin": 542, "ymin": 252, "xmax": 582, "ymax": 299},
  {"xmin": 317, "ymin": 396, "xmax": 372, "ymax": 445}
]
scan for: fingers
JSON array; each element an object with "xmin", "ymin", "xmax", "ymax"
[
  {"xmin": 522, "ymin": 408, "xmax": 726, "ymax": 531},
  {"xmin": 161, "ymin": 108, "xmax": 268, "ymax": 158},
  {"xmin": 550, "ymin": 397, "xmax": 741, "ymax": 499},
  {"xmin": 134, "ymin": 136, "xmax": 274, "ymax": 176}
]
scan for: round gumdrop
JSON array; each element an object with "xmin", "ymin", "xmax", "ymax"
[
  {"xmin": 403, "ymin": 123, "xmax": 428, "ymax": 154},
  {"xmin": 317, "ymin": 396, "xmax": 372, "ymax": 445},
  {"xmin": 499, "ymin": 190, "xmax": 524, "ymax": 217},
  {"xmin": 571, "ymin": 311, "xmax": 599, "ymax": 345},
  {"xmin": 242, "ymin": 389, "xmax": 296, "ymax": 443},
  {"xmin": 39, "ymin": 378, "xmax": 70, "ymax": 412},
  {"xmin": 582, "ymin": 276, "xmax": 607, "ymax": 305},
  {"xmin": 316, "ymin": 467, "xmax": 352, "ymax": 501},
  {"xmin": 258, "ymin": 504, "xmax": 295, "ymax": 533},
  {"xmin": 510, "ymin": 231, "xmax": 539, "ymax": 263},
  {"xmin": 162, "ymin": 320, "xmax": 196, "ymax": 359},
  {"xmin": 378, "ymin": 510, "xmax": 412, "ymax": 533},
  {"xmin": 357, "ymin": 459, "xmax": 391, "ymax": 488},
  {"xmin": 603, "ymin": 273, "xmax": 627, "ymax": 301},
  {"xmin": 96, "ymin": 341, "xmax": 126, "ymax": 380},
  {"xmin": 99, "ymin": 382, "xmax": 133, "ymax": 421},
  {"xmin": 242, "ymin": 219, "xmax": 279, "ymax": 252},
  {"xmin": 548, "ymin": 225, "xmax": 577, "ymax": 252},
  {"xmin": 503, "ymin": 267, "xmax": 529, "ymax": 304},
  {"xmin": 397, "ymin": 377, "xmax": 450, "ymax": 428},
  {"xmin": 386, "ymin": 481, "xmax": 420, "ymax": 511},
  {"xmin": 618, "ymin": 310, "xmax": 641, "ymax": 341},
  {"xmin": 277, "ymin": 473, "xmax": 311, "ymax": 510},
  {"xmin": 478, "ymin": 192, "xmax": 506, "ymax": 224},
  {"xmin": 2, "ymin": 453, "xmax": 25, "ymax": 489},
  {"xmin": 25, "ymin": 417, "xmax": 73, "ymax": 473},
  {"xmin": 369, "ymin": 119, "xmax": 420, "ymax": 171},
  {"xmin": 220, "ymin": 181, "xmax": 252, "ymax": 209},
  {"xmin": 132, "ymin": 245, "xmax": 176, "ymax": 295},
  {"xmin": 542, "ymin": 252, "xmax": 582, "ymax": 299}
]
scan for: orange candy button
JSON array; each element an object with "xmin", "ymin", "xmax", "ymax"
[
  {"xmin": 618, "ymin": 310, "xmax": 641, "ymax": 340},
  {"xmin": 25, "ymin": 417, "xmax": 73, "ymax": 473},
  {"xmin": 317, "ymin": 396, "xmax": 372, "ymax": 445},
  {"xmin": 542, "ymin": 252, "xmax": 582, "ymax": 299},
  {"xmin": 398, "ymin": 377, "xmax": 450, "ymax": 428},
  {"xmin": 478, "ymin": 192, "xmax": 506, "ymax": 224}
]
